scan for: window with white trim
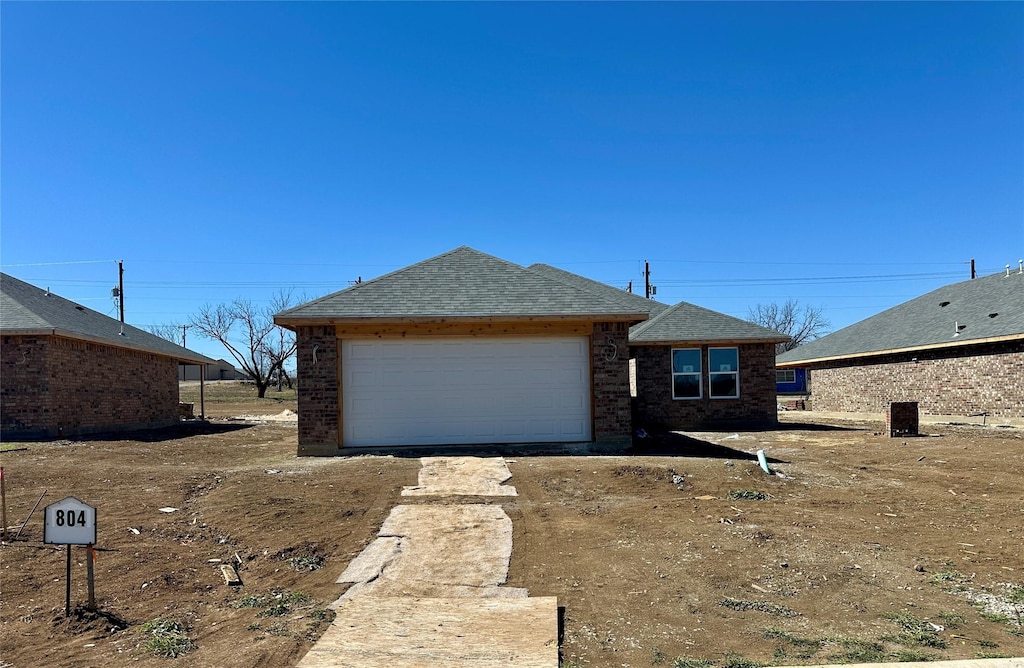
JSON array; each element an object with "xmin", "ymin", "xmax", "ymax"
[
  {"xmin": 709, "ymin": 347, "xmax": 739, "ymax": 398},
  {"xmin": 671, "ymin": 348, "xmax": 702, "ymax": 399},
  {"xmin": 776, "ymin": 369, "xmax": 795, "ymax": 384}
]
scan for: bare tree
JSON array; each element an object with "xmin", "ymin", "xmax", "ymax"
[
  {"xmin": 189, "ymin": 290, "xmax": 298, "ymax": 398},
  {"xmin": 147, "ymin": 323, "xmax": 186, "ymax": 347},
  {"xmin": 747, "ymin": 299, "xmax": 831, "ymax": 355}
]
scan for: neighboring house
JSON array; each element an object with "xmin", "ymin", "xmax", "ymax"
[
  {"xmin": 179, "ymin": 358, "xmax": 247, "ymax": 381},
  {"xmin": 776, "ymin": 267, "xmax": 1024, "ymax": 420},
  {"xmin": 1, "ymin": 273, "xmax": 215, "ymax": 439},
  {"xmin": 275, "ymin": 247, "xmax": 788, "ymax": 455},
  {"xmin": 775, "ymin": 367, "xmax": 808, "ymax": 395}
]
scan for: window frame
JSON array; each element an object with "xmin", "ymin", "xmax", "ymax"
[
  {"xmin": 708, "ymin": 346, "xmax": 740, "ymax": 399},
  {"xmin": 776, "ymin": 369, "xmax": 796, "ymax": 384},
  {"xmin": 671, "ymin": 347, "xmax": 703, "ymax": 400}
]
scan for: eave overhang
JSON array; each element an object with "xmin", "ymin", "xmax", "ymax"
[
  {"xmin": 775, "ymin": 333, "xmax": 1024, "ymax": 368},
  {"xmin": 2, "ymin": 328, "xmax": 213, "ymax": 365}
]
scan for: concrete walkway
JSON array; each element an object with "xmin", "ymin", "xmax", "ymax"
[
  {"xmin": 401, "ymin": 456, "xmax": 518, "ymax": 497},
  {"xmin": 766, "ymin": 660, "xmax": 1023, "ymax": 668},
  {"xmin": 297, "ymin": 457, "xmax": 558, "ymax": 667}
]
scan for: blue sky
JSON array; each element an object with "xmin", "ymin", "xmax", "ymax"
[{"xmin": 2, "ymin": 2, "xmax": 1022, "ymax": 363}]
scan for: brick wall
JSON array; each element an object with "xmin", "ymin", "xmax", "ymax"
[
  {"xmin": 1, "ymin": 334, "xmax": 180, "ymax": 439},
  {"xmin": 295, "ymin": 326, "xmax": 339, "ymax": 455},
  {"xmin": 808, "ymin": 342, "xmax": 1024, "ymax": 418},
  {"xmin": 1, "ymin": 335, "xmax": 53, "ymax": 437},
  {"xmin": 591, "ymin": 322, "xmax": 633, "ymax": 442},
  {"xmin": 632, "ymin": 342, "xmax": 779, "ymax": 430}
]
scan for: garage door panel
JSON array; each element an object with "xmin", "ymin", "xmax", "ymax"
[{"xmin": 342, "ymin": 336, "xmax": 591, "ymax": 447}]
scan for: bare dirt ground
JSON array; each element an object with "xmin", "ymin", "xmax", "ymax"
[{"xmin": 2, "ymin": 383, "xmax": 1022, "ymax": 668}]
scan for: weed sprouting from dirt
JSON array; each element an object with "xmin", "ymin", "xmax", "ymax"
[
  {"xmin": 889, "ymin": 649, "xmax": 941, "ymax": 662},
  {"xmin": 929, "ymin": 569, "xmax": 969, "ymax": 590},
  {"xmin": 233, "ymin": 589, "xmax": 330, "ymax": 641},
  {"xmin": 719, "ymin": 597, "xmax": 798, "ymax": 617},
  {"xmin": 721, "ymin": 654, "xmax": 765, "ymax": 668},
  {"xmin": 936, "ymin": 612, "xmax": 966, "ymax": 629},
  {"xmin": 880, "ymin": 611, "xmax": 947, "ymax": 649},
  {"xmin": 823, "ymin": 636, "xmax": 886, "ymax": 664},
  {"xmin": 672, "ymin": 658, "xmax": 715, "ymax": 668},
  {"xmin": 258, "ymin": 602, "xmax": 291, "ymax": 618},
  {"xmin": 762, "ymin": 627, "xmax": 823, "ymax": 659},
  {"xmin": 728, "ymin": 489, "xmax": 768, "ymax": 501},
  {"xmin": 234, "ymin": 594, "xmax": 268, "ymax": 609},
  {"xmin": 276, "ymin": 544, "xmax": 326, "ymax": 572},
  {"xmin": 141, "ymin": 618, "xmax": 195, "ymax": 658}
]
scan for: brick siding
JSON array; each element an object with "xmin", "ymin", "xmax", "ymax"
[
  {"xmin": 807, "ymin": 342, "xmax": 1024, "ymax": 418},
  {"xmin": 591, "ymin": 322, "xmax": 632, "ymax": 442},
  {"xmin": 295, "ymin": 326, "xmax": 339, "ymax": 455},
  {"xmin": 632, "ymin": 342, "xmax": 779, "ymax": 430},
  {"xmin": 2, "ymin": 334, "xmax": 179, "ymax": 439}
]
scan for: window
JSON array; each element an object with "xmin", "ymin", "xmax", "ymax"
[
  {"xmin": 776, "ymin": 369, "xmax": 795, "ymax": 384},
  {"xmin": 709, "ymin": 347, "xmax": 739, "ymax": 398},
  {"xmin": 671, "ymin": 348, "xmax": 702, "ymax": 399}
]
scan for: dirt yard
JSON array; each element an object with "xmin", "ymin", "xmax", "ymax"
[{"xmin": 1, "ymin": 383, "xmax": 1022, "ymax": 668}]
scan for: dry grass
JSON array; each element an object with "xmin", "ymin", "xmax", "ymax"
[{"xmin": 178, "ymin": 380, "xmax": 296, "ymax": 417}]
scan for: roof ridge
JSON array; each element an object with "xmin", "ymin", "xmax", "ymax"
[
  {"xmin": 276, "ymin": 246, "xmax": 494, "ymax": 316},
  {"xmin": 629, "ymin": 298, "xmax": 789, "ymax": 343},
  {"xmin": 521, "ymin": 262, "xmax": 657, "ymax": 313},
  {"xmin": 526, "ymin": 263, "xmax": 668, "ymax": 311}
]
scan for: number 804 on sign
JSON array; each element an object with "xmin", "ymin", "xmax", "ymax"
[{"xmin": 44, "ymin": 496, "xmax": 97, "ymax": 545}]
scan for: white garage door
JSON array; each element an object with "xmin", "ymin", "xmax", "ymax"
[{"xmin": 342, "ymin": 337, "xmax": 592, "ymax": 447}]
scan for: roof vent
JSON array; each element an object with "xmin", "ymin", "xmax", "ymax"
[
  {"xmin": 1019, "ymin": 259, "xmax": 1023, "ymax": 274},
  {"xmin": 75, "ymin": 306, "xmax": 85, "ymax": 311},
  {"xmin": 939, "ymin": 301, "xmax": 950, "ymax": 307},
  {"xmin": 953, "ymin": 321, "xmax": 966, "ymax": 336},
  {"xmin": 989, "ymin": 313, "xmax": 998, "ymax": 318},
  {"xmin": 1007, "ymin": 264, "xmax": 1012, "ymax": 277}
]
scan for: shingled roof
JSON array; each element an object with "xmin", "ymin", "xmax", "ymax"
[
  {"xmin": 629, "ymin": 300, "xmax": 790, "ymax": 345},
  {"xmin": 777, "ymin": 269, "xmax": 1024, "ymax": 366},
  {"xmin": 527, "ymin": 263, "xmax": 671, "ymax": 320},
  {"xmin": 1, "ymin": 272, "xmax": 213, "ymax": 364},
  {"xmin": 275, "ymin": 247, "xmax": 651, "ymax": 323}
]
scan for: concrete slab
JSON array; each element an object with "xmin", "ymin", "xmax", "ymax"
[
  {"xmin": 331, "ymin": 504, "xmax": 518, "ymax": 603},
  {"xmin": 297, "ymin": 596, "xmax": 560, "ymax": 668},
  {"xmin": 336, "ymin": 536, "xmax": 402, "ymax": 584},
  {"xmin": 402, "ymin": 457, "xmax": 518, "ymax": 496},
  {"xmin": 765, "ymin": 660, "xmax": 1023, "ymax": 668}
]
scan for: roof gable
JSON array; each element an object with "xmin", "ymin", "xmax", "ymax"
[
  {"xmin": 276, "ymin": 247, "xmax": 650, "ymax": 322},
  {"xmin": 777, "ymin": 270, "xmax": 1024, "ymax": 365},
  {"xmin": 629, "ymin": 300, "xmax": 789, "ymax": 344},
  {"xmin": 1, "ymin": 273, "xmax": 213, "ymax": 364}
]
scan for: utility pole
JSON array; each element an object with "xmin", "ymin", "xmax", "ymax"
[
  {"xmin": 118, "ymin": 261, "xmax": 125, "ymax": 323},
  {"xmin": 627, "ymin": 280, "xmax": 632, "ymax": 294},
  {"xmin": 970, "ymin": 258, "xmax": 976, "ymax": 280},
  {"xmin": 644, "ymin": 260, "xmax": 651, "ymax": 299},
  {"xmin": 182, "ymin": 324, "xmax": 189, "ymax": 348}
]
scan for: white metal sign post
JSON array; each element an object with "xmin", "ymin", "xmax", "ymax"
[{"xmin": 44, "ymin": 496, "xmax": 97, "ymax": 616}]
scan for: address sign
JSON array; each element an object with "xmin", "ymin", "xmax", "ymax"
[{"xmin": 44, "ymin": 496, "xmax": 97, "ymax": 545}]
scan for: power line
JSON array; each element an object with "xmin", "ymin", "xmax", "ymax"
[{"xmin": 0, "ymin": 259, "xmax": 116, "ymax": 267}]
